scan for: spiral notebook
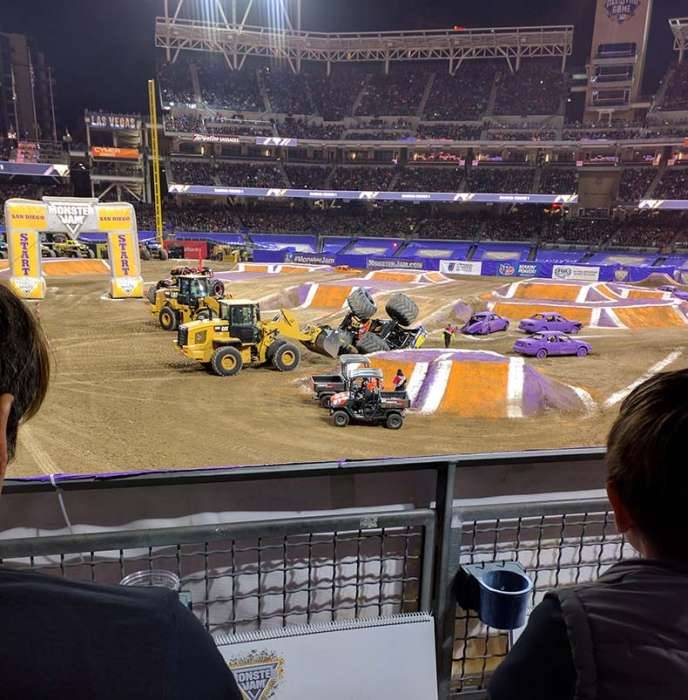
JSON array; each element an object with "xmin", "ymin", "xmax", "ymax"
[{"xmin": 215, "ymin": 613, "xmax": 437, "ymax": 700}]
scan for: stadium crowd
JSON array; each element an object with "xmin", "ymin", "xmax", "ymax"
[
  {"xmin": 169, "ymin": 160, "xmax": 215, "ymax": 185},
  {"xmin": 618, "ymin": 168, "xmax": 657, "ymax": 202},
  {"xmin": 655, "ymin": 168, "xmax": 688, "ymax": 199},
  {"xmin": 425, "ymin": 63, "xmax": 498, "ymax": 120},
  {"xmin": 285, "ymin": 165, "xmax": 333, "ymax": 189},
  {"xmin": 395, "ymin": 166, "xmax": 463, "ymax": 192},
  {"xmin": 659, "ymin": 61, "xmax": 688, "ymax": 111},
  {"xmin": 197, "ymin": 58, "xmax": 262, "ymax": 111},
  {"xmin": 465, "ymin": 167, "xmax": 535, "ymax": 193},
  {"xmin": 493, "ymin": 61, "xmax": 568, "ymax": 116},
  {"xmin": 355, "ymin": 66, "xmax": 430, "ymax": 117},
  {"xmin": 329, "ymin": 166, "xmax": 396, "ymax": 191},
  {"xmin": 215, "ymin": 162, "xmax": 286, "ymax": 188},
  {"xmin": 539, "ymin": 167, "xmax": 577, "ymax": 194}
]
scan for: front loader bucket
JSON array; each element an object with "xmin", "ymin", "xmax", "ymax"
[{"xmin": 303, "ymin": 328, "xmax": 353, "ymax": 358}]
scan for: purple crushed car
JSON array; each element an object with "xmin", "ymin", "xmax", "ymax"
[
  {"xmin": 461, "ymin": 311, "xmax": 510, "ymax": 336},
  {"xmin": 518, "ymin": 312, "xmax": 583, "ymax": 334},
  {"xmin": 513, "ymin": 331, "xmax": 591, "ymax": 359},
  {"xmin": 658, "ymin": 285, "xmax": 688, "ymax": 301}
]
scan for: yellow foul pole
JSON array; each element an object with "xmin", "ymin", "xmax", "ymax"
[{"xmin": 147, "ymin": 79, "xmax": 164, "ymax": 246}]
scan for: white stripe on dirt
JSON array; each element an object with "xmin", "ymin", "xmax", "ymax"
[
  {"xmin": 572, "ymin": 386, "xmax": 597, "ymax": 413},
  {"xmin": 604, "ymin": 308, "xmax": 628, "ymax": 329},
  {"xmin": 575, "ymin": 285, "xmax": 591, "ymax": 304},
  {"xmin": 406, "ymin": 362, "xmax": 429, "ymax": 404},
  {"xmin": 18, "ymin": 424, "xmax": 61, "ymax": 476},
  {"xmin": 419, "ymin": 360, "xmax": 452, "ymax": 414},
  {"xmin": 590, "ymin": 308, "xmax": 602, "ymax": 327},
  {"xmin": 504, "ymin": 282, "xmax": 519, "ymax": 299},
  {"xmin": 506, "ymin": 357, "xmax": 525, "ymax": 418},
  {"xmin": 604, "ymin": 350, "xmax": 684, "ymax": 409},
  {"xmin": 297, "ymin": 283, "xmax": 319, "ymax": 309}
]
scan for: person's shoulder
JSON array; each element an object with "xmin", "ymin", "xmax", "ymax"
[{"xmin": 0, "ymin": 567, "xmax": 179, "ymax": 625}]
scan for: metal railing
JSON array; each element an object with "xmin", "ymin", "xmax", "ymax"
[{"xmin": 0, "ymin": 451, "xmax": 611, "ymax": 698}]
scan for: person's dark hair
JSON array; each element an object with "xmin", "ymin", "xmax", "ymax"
[
  {"xmin": 607, "ymin": 369, "xmax": 688, "ymax": 560},
  {"xmin": 0, "ymin": 285, "xmax": 50, "ymax": 462}
]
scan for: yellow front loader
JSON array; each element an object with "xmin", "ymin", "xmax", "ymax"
[
  {"xmin": 151, "ymin": 274, "xmax": 225, "ymax": 331},
  {"xmin": 177, "ymin": 299, "xmax": 322, "ymax": 376}
]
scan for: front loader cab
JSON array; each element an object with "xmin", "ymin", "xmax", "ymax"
[
  {"xmin": 177, "ymin": 275, "xmax": 210, "ymax": 308},
  {"xmin": 219, "ymin": 300, "xmax": 262, "ymax": 344}
]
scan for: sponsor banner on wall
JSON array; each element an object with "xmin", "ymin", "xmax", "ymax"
[
  {"xmin": 256, "ymin": 137, "xmax": 298, "ymax": 147},
  {"xmin": 439, "ymin": 260, "xmax": 483, "ymax": 276},
  {"xmin": 285, "ymin": 253, "xmax": 336, "ymax": 265},
  {"xmin": 0, "ymin": 160, "xmax": 69, "ymax": 177},
  {"xmin": 367, "ymin": 257, "xmax": 425, "ymax": 271},
  {"xmin": 552, "ymin": 264, "xmax": 601, "ymax": 282},
  {"xmin": 191, "ymin": 133, "xmax": 241, "ymax": 144},
  {"xmin": 496, "ymin": 262, "xmax": 540, "ymax": 277},
  {"xmin": 91, "ymin": 146, "xmax": 140, "ymax": 160},
  {"xmin": 86, "ymin": 113, "xmax": 142, "ymax": 130},
  {"xmin": 167, "ymin": 184, "xmax": 579, "ymax": 205}
]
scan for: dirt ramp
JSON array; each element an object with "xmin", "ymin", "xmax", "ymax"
[
  {"xmin": 43, "ymin": 259, "xmax": 110, "ymax": 276},
  {"xmin": 367, "ymin": 349, "xmax": 590, "ymax": 418}
]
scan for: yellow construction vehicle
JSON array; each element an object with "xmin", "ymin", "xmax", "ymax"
[
  {"xmin": 151, "ymin": 274, "xmax": 226, "ymax": 331},
  {"xmin": 176, "ymin": 299, "xmax": 322, "ymax": 376},
  {"xmin": 210, "ymin": 243, "xmax": 252, "ymax": 263}
]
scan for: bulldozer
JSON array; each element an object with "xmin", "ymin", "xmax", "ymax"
[
  {"xmin": 150, "ymin": 274, "xmax": 227, "ymax": 331},
  {"xmin": 210, "ymin": 243, "xmax": 252, "ymax": 263},
  {"xmin": 177, "ymin": 300, "xmax": 323, "ymax": 376}
]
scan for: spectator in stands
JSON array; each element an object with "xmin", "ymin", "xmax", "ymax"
[
  {"xmin": 488, "ymin": 369, "xmax": 688, "ymax": 700},
  {"xmin": 0, "ymin": 285, "xmax": 242, "ymax": 699}
]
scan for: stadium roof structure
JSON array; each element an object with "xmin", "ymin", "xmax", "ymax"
[
  {"xmin": 156, "ymin": 0, "xmax": 573, "ymax": 73},
  {"xmin": 670, "ymin": 17, "xmax": 688, "ymax": 62}
]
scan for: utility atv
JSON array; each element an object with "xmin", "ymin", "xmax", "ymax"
[
  {"xmin": 329, "ymin": 369, "xmax": 409, "ymax": 429},
  {"xmin": 312, "ymin": 355, "xmax": 372, "ymax": 408}
]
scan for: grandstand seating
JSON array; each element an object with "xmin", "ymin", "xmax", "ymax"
[
  {"xmin": 618, "ymin": 168, "xmax": 656, "ymax": 202},
  {"xmin": 539, "ymin": 167, "xmax": 577, "ymax": 194},
  {"xmin": 660, "ymin": 61, "xmax": 688, "ymax": 111},
  {"xmin": 465, "ymin": 167, "xmax": 535, "ymax": 193},
  {"xmin": 493, "ymin": 60, "xmax": 567, "ymax": 116},
  {"xmin": 655, "ymin": 168, "xmax": 688, "ymax": 199},
  {"xmin": 395, "ymin": 166, "xmax": 463, "ymax": 192},
  {"xmin": 425, "ymin": 62, "xmax": 498, "ymax": 120},
  {"xmin": 196, "ymin": 57, "xmax": 262, "ymax": 111},
  {"xmin": 356, "ymin": 65, "xmax": 431, "ymax": 117}
]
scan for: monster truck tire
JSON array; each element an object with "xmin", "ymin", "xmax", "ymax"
[
  {"xmin": 320, "ymin": 393, "xmax": 334, "ymax": 408},
  {"xmin": 147, "ymin": 286, "xmax": 158, "ymax": 304},
  {"xmin": 273, "ymin": 342, "xmax": 301, "ymax": 372},
  {"xmin": 159, "ymin": 248, "xmax": 169, "ymax": 260},
  {"xmin": 347, "ymin": 288, "xmax": 376, "ymax": 320},
  {"xmin": 140, "ymin": 247, "xmax": 152, "ymax": 261},
  {"xmin": 0, "ymin": 250, "xmax": 5, "ymax": 259},
  {"xmin": 159, "ymin": 306, "xmax": 178, "ymax": 332},
  {"xmin": 385, "ymin": 293, "xmax": 419, "ymax": 327},
  {"xmin": 210, "ymin": 278, "xmax": 225, "ymax": 298},
  {"xmin": 211, "ymin": 347, "xmax": 243, "ymax": 377},
  {"xmin": 86, "ymin": 247, "xmax": 95, "ymax": 258},
  {"xmin": 356, "ymin": 332, "xmax": 390, "ymax": 355}
]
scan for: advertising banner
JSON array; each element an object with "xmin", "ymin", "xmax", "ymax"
[
  {"xmin": 551, "ymin": 264, "xmax": 601, "ymax": 282},
  {"xmin": 99, "ymin": 205, "xmax": 143, "ymax": 298},
  {"xmin": 491, "ymin": 262, "xmax": 541, "ymax": 277},
  {"xmin": 440, "ymin": 260, "xmax": 483, "ymax": 276},
  {"xmin": 167, "ymin": 184, "xmax": 579, "ymax": 206},
  {"xmin": 91, "ymin": 146, "xmax": 140, "ymax": 160},
  {"xmin": 367, "ymin": 257, "xmax": 425, "ymax": 271},
  {"xmin": 285, "ymin": 253, "xmax": 336, "ymax": 265},
  {"xmin": 0, "ymin": 160, "xmax": 69, "ymax": 178}
]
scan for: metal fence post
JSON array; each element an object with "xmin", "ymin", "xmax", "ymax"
[{"xmin": 433, "ymin": 460, "xmax": 457, "ymax": 700}]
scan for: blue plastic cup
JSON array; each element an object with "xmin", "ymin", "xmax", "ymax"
[{"xmin": 476, "ymin": 566, "xmax": 533, "ymax": 630}]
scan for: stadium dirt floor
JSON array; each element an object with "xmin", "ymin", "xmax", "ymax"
[{"xmin": 9, "ymin": 261, "xmax": 688, "ymax": 477}]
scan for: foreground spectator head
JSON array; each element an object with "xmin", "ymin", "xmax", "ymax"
[
  {"xmin": 606, "ymin": 369, "xmax": 688, "ymax": 560},
  {"xmin": 0, "ymin": 285, "xmax": 49, "ymax": 473}
]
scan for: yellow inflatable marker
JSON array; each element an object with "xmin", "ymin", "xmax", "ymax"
[
  {"xmin": 98, "ymin": 204, "xmax": 144, "ymax": 298},
  {"xmin": 5, "ymin": 201, "xmax": 47, "ymax": 299}
]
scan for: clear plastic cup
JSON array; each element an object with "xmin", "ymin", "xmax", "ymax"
[{"xmin": 119, "ymin": 569, "xmax": 181, "ymax": 591}]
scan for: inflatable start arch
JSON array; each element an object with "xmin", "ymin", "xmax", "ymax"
[{"xmin": 4, "ymin": 197, "xmax": 144, "ymax": 299}]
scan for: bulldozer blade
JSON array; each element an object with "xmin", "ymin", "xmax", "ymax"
[{"xmin": 304, "ymin": 328, "xmax": 353, "ymax": 358}]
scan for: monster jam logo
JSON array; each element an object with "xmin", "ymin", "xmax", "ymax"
[
  {"xmin": 498, "ymin": 263, "xmax": 516, "ymax": 276},
  {"xmin": 229, "ymin": 651, "xmax": 284, "ymax": 700},
  {"xmin": 605, "ymin": 0, "xmax": 641, "ymax": 23},
  {"xmin": 614, "ymin": 268, "xmax": 630, "ymax": 281},
  {"xmin": 19, "ymin": 233, "xmax": 31, "ymax": 275},
  {"xmin": 553, "ymin": 266, "xmax": 573, "ymax": 279},
  {"xmin": 49, "ymin": 202, "xmax": 92, "ymax": 237}
]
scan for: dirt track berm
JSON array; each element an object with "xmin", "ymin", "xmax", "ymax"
[
  {"xmin": 308, "ymin": 288, "xmax": 428, "ymax": 357},
  {"xmin": 150, "ymin": 274, "xmax": 227, "ymax": 331},
  {"xmin": 176, "ymin": 299, "xmax": 323, "ymax": 376}
]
